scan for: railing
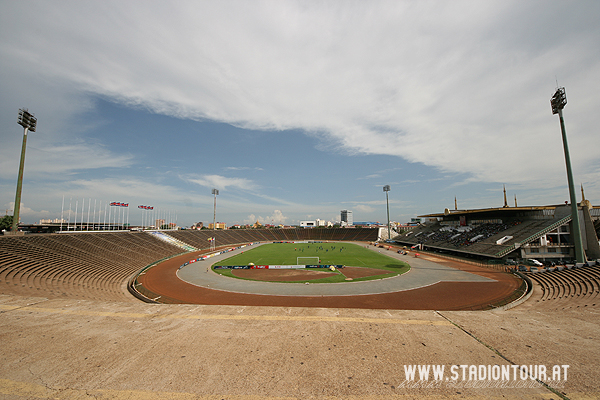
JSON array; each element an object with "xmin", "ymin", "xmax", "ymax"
[{"xmin": 494, "ymin": 215, "xmax": 572, "ymax": 258}]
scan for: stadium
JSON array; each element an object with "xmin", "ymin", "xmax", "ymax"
[
  {"xmin": 2, "ymin": 2, "xmax": 600, "ymax": 398},
  {"xmin": 1, "ymin": 205, "xmax": 599, "ymax": 398}
]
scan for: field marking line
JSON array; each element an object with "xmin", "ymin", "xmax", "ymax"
[{"xmin": 0, "ymin": 304, "xmax": 451, "ymax": 325}]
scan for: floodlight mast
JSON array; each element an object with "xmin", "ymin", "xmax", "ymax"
[
  {"xmin": 383, "ymin": 185, "xmax": 391, "ymax": 241},
  {"xmin": 212, "ymin": 189, "xmax": 219, "ymax": 230},
  {"xmin": 551, "ymin": 87, "xmax": 585, "ymax": 263},
  {"xmin": 11, "ymin": 109, "xmax": 37, "ymax": 234}
]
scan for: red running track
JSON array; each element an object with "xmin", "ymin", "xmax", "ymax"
[{"xmin": 137, "ymin": 249, "xmax": 521, "ymax": 311}]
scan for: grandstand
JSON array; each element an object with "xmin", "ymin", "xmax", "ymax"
[
  {"xmin": 2, "ymin": 222, "xmax": 600, "ymax": 398},
  {"xmin": 0, "ymin": 228, "xmax": 379, "ymax": 302},
  {"xmin": 0, "ymin": 231, "xmax": 184, "ymax": 301},
  {"xmin": 525, "ymin": 265, "xmax": 600, "ymax": 309},
  {"xmin": 393, "ymin": 203, "xmax": 600, "ymax": 264}
]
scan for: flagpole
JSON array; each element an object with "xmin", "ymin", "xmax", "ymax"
[
  {"xmin": 97, "ymin": 200, "xmax": 101, "ymax": 231},
  {"xmin": 74, "ymin": 200, "xmax": 78, "ymax": 231},
  {"xmin": 60, "ymin": 195, "xmax": 65, "ymax": 233},
  {"xmin": 68, "ymin": 197, "xmax": 72, "ymax": 231},
  {"xmin": 86, "ymin": 198, "xmax": 91, "ymax": 231}
]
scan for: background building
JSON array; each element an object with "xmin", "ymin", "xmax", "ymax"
[{"xmin": 341, "ymin": 210, "xmax": 353, "ymax": 226}]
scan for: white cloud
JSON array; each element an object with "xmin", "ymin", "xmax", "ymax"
[
  {"xmin": 224, "ymin": 166, "xmax": 264, "ymax": 171},
  {"xmin": 1, "ymin": 1, "xmax": 599, "ymax": 203},
  {"xmin": 5, "ymin": 202, "xmax": 51, "ymax": 220},
  {"xmin": 0, "ymin": 142, "xmax": 134, "ymax": 180},
  {"xmin": 244, "ymin": 210, "xmax": 288, "ymax": 225},
  {"xmin": 354, "ymin": 204, "xmax": 375, "ymax": 214},
  {"xmin": 184, "ymin": 174, "xmax": 258, "ymax": 191}
]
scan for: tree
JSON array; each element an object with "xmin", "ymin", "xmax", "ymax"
[{"xmin": 0, "ymin": 215, "xmax": 13, "ymax": 231}]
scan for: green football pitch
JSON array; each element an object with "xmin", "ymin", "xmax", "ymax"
[{"xmin": 214, "ymin": 242, "xmax": 410, "ymax": 272}]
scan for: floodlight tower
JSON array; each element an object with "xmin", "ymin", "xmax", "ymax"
[
  {"xmin": 11, "ymin": 109, "xmax": 37, "ymax": 234},
  {"xmin": 383, "ymin": 185, "xmax": 391, "ymax": 241},
  {"xmin": 212, "ymin": 188, "xmax": 219, "ymax": 230},
  {"xmin": 551, "ymin": 87, "xmax": 585, "ymax": 263}
]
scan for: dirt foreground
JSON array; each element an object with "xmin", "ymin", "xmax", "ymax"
[{"xmin": 0, "ymin": 294, "xmax": 597, "ymax": 399}]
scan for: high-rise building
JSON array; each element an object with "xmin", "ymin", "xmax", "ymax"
[{"xmin": 341, "ymin": 210, "xmax": 353, "ymax": 226}]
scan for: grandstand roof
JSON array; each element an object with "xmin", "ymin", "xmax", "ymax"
[{"xmin": 419, "ymin": 204, "xmax": 583, "ymax": 219}]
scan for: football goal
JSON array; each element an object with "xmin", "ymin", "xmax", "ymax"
[{"xmin": 297, "ymin": 257, "xmax": 320, "ymax": 265}]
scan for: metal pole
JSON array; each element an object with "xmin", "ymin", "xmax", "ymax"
[
  {"xmin": 212, "ymin": 189, "xmax": 219, "ymax": 230},
  {"xmin": 74, "ymin": 200, "xmax": 78, "ymax": 231},
  {"xmin": 558, "ymin": 108, "xmax": 585, "ymax": 263},
  {"xmin": 11, "ymin": 127, "xmax": 29, "ymax": 232},
  {"xmin": 383, "ymin": 185, "xmax": 391, "ymax": 241},
  {"xmin": 80, "ymin": 197, "xmax": 84, "ymax": 231},
  {"xmin": 87, "ymin": 198, "xmax": 91, "ymax": 231},
  {"xmin": 60, "ymin": 195, "xmax": 65, "ymax": 232},
  {"xmin": 386, "ymin": 191, "xmax": 391, "ymax": 240},
  {"xmin": 68, "ymin": 197, "xmax": 72, "ymax": 231}
]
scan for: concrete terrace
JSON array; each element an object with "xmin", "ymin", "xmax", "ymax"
[
  {"xmin": 1, "ymin": 231, "xmax": 599, "ymax": 398},
  {"xmin": 0, "ymin": 294, "xmax": 598, "ymax": 399}
]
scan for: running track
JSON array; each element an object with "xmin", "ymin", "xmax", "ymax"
[{"xmin": 137, "ymin": 243, "xmax": 521, "ymax": 310}]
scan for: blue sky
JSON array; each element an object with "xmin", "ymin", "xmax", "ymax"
[{"xmin": 1, "ymin": 1, "xmax": 599, "ymax": 227}]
